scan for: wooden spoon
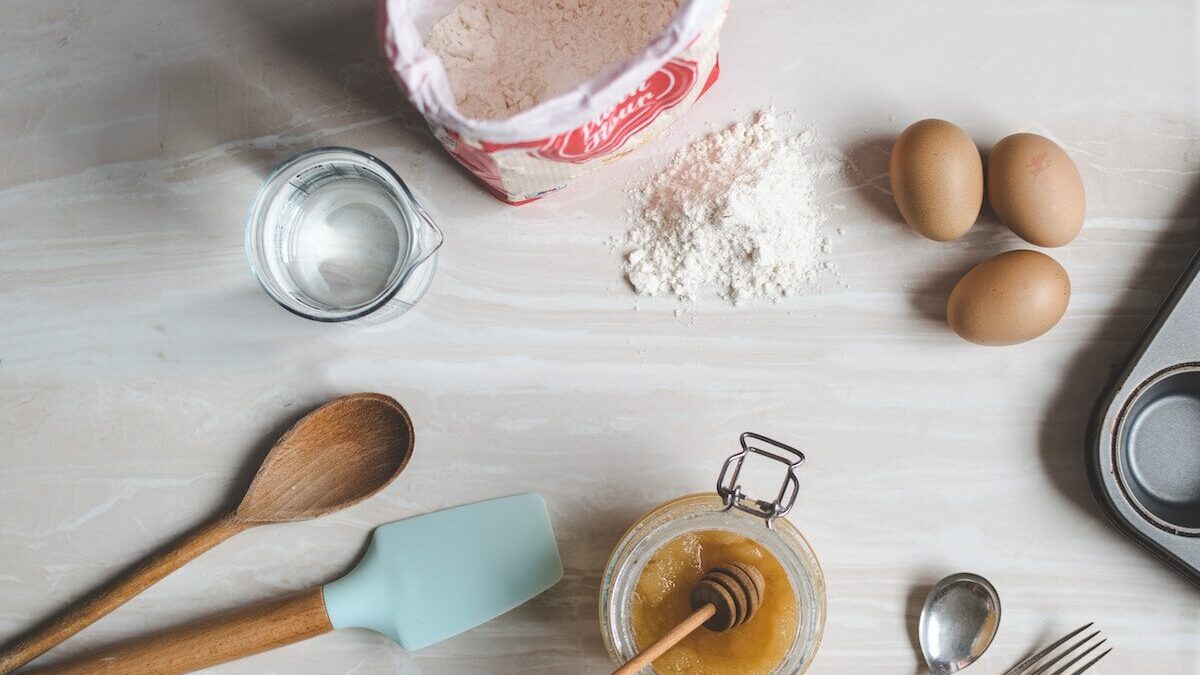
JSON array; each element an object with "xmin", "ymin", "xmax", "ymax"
[
  {"xmin": 0, "ymin": 392, "xmax": 414, "ymax": 674},
  {"xmin": 612, "ymin": 562, "xmax": 765, "ymax": 675}
]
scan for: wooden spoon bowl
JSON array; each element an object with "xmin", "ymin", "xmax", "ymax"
[{"xmin": 235, "ymin": 392, "xmax": 414, "ymax": 523}]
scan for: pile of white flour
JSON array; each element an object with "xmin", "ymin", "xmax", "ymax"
[
  {"xmin": 621, "ymin": 111, "xmax": 837, "ymax": 306},
  {"xmin": 426, "ymin": 0, "xmax": 680, "ymax": 119}
]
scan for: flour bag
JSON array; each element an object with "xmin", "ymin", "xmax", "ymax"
[{"xmin": 380, "ymin": 0, "xmax": 728, "ymax": 204}]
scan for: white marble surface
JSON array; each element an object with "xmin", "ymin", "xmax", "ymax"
[{"xmin": 2, "ymin": 1, "xmax": 1199, "ymax": 673}]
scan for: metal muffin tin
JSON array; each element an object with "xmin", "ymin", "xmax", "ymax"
[{"xmin": 1090, "ymin": 250, "xmax": 1200, "ymax": 582}]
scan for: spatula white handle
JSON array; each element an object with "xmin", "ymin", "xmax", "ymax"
[{"xmin": 32, "ymin": 588, "xmax": 332, "ymax": 675}]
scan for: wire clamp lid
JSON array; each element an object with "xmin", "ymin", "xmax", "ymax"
[{"xmin": 716, "ymin": 432, "xmax": 806, "ymax": 528}]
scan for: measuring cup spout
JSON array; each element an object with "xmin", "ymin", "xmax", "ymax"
[{"xmin": 408, "ymin": 198, "xmax": 444, "ymax": 271}]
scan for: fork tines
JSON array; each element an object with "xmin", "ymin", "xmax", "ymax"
[{"xmin": 1004, "ymin": 622, "xmax": 1112, "ymax": 675}]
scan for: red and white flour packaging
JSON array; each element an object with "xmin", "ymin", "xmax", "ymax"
[{"xmin": 380, "ymin": 0, "xmax": 728, "ymax": 204}]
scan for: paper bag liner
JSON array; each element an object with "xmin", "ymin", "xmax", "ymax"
[{"xmin": 380, "ymin": 0, "xmax": 728, "ymax": 204}]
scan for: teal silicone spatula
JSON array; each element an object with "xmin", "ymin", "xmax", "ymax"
[{"xmin": 41, "ymin": 494, "xmax": 562, "ymax": 675}]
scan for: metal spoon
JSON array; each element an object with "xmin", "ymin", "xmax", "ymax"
[
  {"xmin": 918, "ymin": 572, "xmax": 1001, "ymax": 675},
  {"xmin": 0, "ymin": 393, "xmax": 415, "ymax": 674}
]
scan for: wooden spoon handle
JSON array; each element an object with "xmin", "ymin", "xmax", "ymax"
[
  {"xmin": 32, "ymin": 588, "xmax": 332, "ymax": 675},
  {"xmin": 0, "ymin": 514, "xmax": 245, "ymax": 674},
  {"xmin": 611, "ymin": 604, "xmax": 716, "ymax": 675}
]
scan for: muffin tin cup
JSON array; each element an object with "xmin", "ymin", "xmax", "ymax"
[{"xmin": 1090, "ymin": 249, "xmax": 1200, "ymax": 580}]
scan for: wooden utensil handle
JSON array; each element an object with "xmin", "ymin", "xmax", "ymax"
[
  {"xmin": 31, "ymin": 587, "xmax": 332, "ymax": 675},
  {"xmin": 0, "ymin": 514, "xmax": 245, "ymax": 674},
  {"xmin": 611, "ymin": 604, "xmax": 716, "ymax": 675}
]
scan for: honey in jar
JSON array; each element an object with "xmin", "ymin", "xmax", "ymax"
[{"xmin": 630, "ymin": 529, "xmax": 798, "ymax": 675}]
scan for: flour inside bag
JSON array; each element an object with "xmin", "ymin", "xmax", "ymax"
[{"xmin": 381, "ymin": 0, "xmax": 728, "ymax": 204}]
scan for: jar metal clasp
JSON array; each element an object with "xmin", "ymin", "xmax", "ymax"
[{"xmin": 716, "ymin": 432, "xmax": 806, "ymax": 529}]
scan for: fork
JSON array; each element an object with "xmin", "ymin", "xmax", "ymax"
[{"xmin": 1003, "ymin": 623, "xmax": 1112, "ymax": 675}]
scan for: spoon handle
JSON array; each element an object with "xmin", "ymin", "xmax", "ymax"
[
  {"xmin": 0, "ymin": 514, "xmax": 245, "ymax": 674},
  {"xmin": 611, "ymin": 604, "xmax": 716, "ymax": 675},
  {"xmin": 26, "ymin": 587, "xmax": 331, "ymax": 675}
]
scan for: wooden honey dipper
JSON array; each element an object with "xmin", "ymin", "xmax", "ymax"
[{"xmin": 612, "ymin": 562, "xmax": 765, "ymax": 675}]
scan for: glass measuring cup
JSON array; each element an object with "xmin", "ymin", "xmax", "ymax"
[{"xmin": 245, "ymin": 147, "xmax": 443, "ymax": 324}]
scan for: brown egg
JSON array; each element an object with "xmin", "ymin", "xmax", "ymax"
[
  {"xmin": 889, "ymin": 119, "xmax": 984, "ymax": 241},
  {"xmin": 987, "ymin": 133, "xmax": 1085, "ymax": 247},
  {"xmin": 947, "ymin": 250, "xmax": 1070, "ymax": 345}
]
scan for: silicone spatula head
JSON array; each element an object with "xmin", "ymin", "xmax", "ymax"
[{"xmin": 322, "ymin": 494, "xmax": 562, "ymax": 651}]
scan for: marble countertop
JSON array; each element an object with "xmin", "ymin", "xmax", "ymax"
[{"xmin": 3, "ymin": 1, "xmax": 1199, "ymax": 673}]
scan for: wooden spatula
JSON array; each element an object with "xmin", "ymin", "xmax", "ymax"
[
  {"xmin": 0, "ymin": 393, "xmax": 414, "ymax": 674},
  {"xmin": 34, "ymin": 494, "xmax": 562, "ymax": 675}
]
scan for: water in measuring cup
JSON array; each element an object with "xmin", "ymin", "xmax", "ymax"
[{"xmin": 286, "ymin": 176, "xmax": 409, "ymax": 309}]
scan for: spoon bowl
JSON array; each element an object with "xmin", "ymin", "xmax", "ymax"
[
  {"xmin": 918, "ymin": 572, "xmax": 1001, "ymax": 675},
  {"xmin": 236, "ymin": 392, "xmax": 414, "ymax": 522}
]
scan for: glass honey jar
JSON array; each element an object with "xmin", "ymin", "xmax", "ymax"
[{"xmin": 599, "ymin": 433, "xmax": 826, "ymax": 674}]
